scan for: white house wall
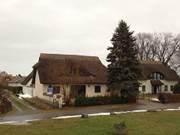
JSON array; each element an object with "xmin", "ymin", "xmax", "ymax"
[
  {"xmin": 22, "ymin": 78, "xmax": 34, "ymax": 96},
  {"xmin": 34, "ymin": 71, "xmax": 53, "ymax": 102},
  {"xmin": 139, "ymin": 80, "xmax": 178, "ymax": 94},
  {"xmin": 85, "ymin": 84, "xmax": 109, "ymax": 97},
  {"xmin": 8, "ymin": 83, "xmax": 22, "ymax": 87},
  {"xmin": 161, "ymin": 80, "xmax": 178, "ymax": 92},
  {"xmin": 139, "ymin": 80, "xmax": 152, "ymax": 94}
]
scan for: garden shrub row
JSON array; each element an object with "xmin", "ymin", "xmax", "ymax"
[
  {"xmin": 158, "ymin": 93, "xmax": 180, "ymax": 103},
  {"xmin": 75, "ymin": 96, "xmax": 136, "ymax": 106}
]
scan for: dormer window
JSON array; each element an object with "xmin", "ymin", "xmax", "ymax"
[{"xmin": 149, "ymin": 72, "xmax": 164, "ymax": 80}]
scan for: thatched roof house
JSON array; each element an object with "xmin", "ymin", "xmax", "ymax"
[
  {"xmin": 25, "ymin": 53, "xmax": 107, "ymax": 85},
  {"xmin": 139, "ymin": 61, "xmax": 179, "ymax": 81},
  {"xmin": 22, "ymin": 53, "xmax": 109, "ymax": 101},
  {"xmin": 138, "ymin": 61, "xmax": 179, "ymax": 94},
  {"xmin": 22, "ymin": 53, "xmax": 179, "ymax": 101}
]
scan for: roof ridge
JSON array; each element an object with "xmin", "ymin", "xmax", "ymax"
[{"xmin": 40, "ymin": 53, "xmax": 99, "ymax": 59}]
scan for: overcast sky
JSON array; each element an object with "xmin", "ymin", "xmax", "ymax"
[{"xmin": 0, "ymin": 0, "xmax": 180, "ymax": 75}]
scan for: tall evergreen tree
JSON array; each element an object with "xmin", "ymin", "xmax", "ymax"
[{"xmin": 107, "ymin": 20, "xmax": 141, "ymax": 100}]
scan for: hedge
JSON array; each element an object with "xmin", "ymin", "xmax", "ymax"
[
  {"xmin": 158, "ymin": 93, "xmax": 180, "ymax": 103},
  {"xmin": 75, "ymin": 96, "xmax": 136, "ymax": 106},
  {"xmin": 173, "ymin": 83, "xmax": 180, "ymax": 94},
  {"xmin": 0, "ymin": 85, "xmax": 22, "ymax": 95}
]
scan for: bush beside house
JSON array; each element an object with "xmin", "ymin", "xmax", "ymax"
[
  {"xmin": 75, "ymin": 96, "xmax": 135, "ymax": 106},
  {"xmin": 173, "ymin": 83, "xmax": 180, "ymax": 94},
  {"xmin": 0, "ymin": 85, "xmax": 22, "ymax": 96}
]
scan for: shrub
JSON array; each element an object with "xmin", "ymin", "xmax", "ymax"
[
  {"xmin": 75, "ymin": 96, "xmax": 132, "ymax": 106},
  {"xmin": 158, "ymin": 93, "xmax": 180, "ymax": 103},
  {"xmin": 113, "ymin": 122, "xmax": 128, "ymax": 135},
  {"xmin": 120, "ymin": 81, "xmax": 139, "ymax": 101},
  {"xmin": 0, "ymin": 85, "xmax": 22, "ymax": 96},
  {"xmin": 0, "ymin": 91, "xmax": 12, "ymax": 114},
  {"xmin": 174, "ymin": 83, "xmax": 180, "ymax": 94}
]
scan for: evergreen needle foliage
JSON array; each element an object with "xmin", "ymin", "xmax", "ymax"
[{"xmin": 107, "ymin": 20, "xmax": 141, "ymax": 100}]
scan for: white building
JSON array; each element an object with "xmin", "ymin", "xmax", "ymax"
[
  {"xmin": 8, "ymin": 75, "xmax": 25, "ymax": 88},
  {"xmin": 22, "ymin": 53, "xmax": 109, "ymax": 104},
  {"xmin": 138, "ymin": 61, "xmax": 179, "ymax": 94},
  {"xmin": 22, "ymin": 53, "xmax": 179, "ymax": 104}
]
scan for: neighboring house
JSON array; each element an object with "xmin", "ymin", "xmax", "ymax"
[
  {"xmin": 8, "ymin": 75, "xmax": 26, "ymax": 87},
  {"xmin": 22, "ymin": 53, "xmax": 179, "ymax": 104},
  {"xmin": 21, "ymin": 72, "xmax": 34, "ymax": 96},
  {"xmin": 138, "ymin": 61, "xmax": 179, "ymax": 94},
  {"xmin": 22, "ymin": 53, "xmax": 109, "ymax": 104}
]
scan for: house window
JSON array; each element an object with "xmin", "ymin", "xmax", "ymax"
[
  {"xmin": 53, "ymin": 86, "xmax": 60, "ymax": 94},
  {"xmin": 95, "ymin": 85, "xmax": 101, "ymax": 93},
  {"xmin": 164, "ymin": 85, "xmax": 168, "ymax": 91},
  {"xmin": 142, "ymin": 85, "xmax": 146, "ymax": 92},
  {"xmin": 47, "ymin": 85, "xmax": 53, "ymax": 94},
  {"xmin": 150, "ymin": 72, "xmax": 164, "ymax": 80},
  {"xmin": 47, "ymin": 85, "xmax": 60, "ymax": 94},
  {"xmin": 170, "ymin": 85, "xmax": 174, "ymax": 91}
]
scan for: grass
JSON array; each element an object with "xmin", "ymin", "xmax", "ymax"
[
  {"xmin": 0, "ymin": 111, "xmax": 180, "ymax": 135},
  {"xmin": 10, "ymin": 95, "xmax": 30, "ymax": 111}
]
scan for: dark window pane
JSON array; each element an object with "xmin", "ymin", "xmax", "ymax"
[
  {"xmin": 95, "ymin": 86, "xmax": 101, "ymax": 93},
  {"xmin": 142, "ymin": 85, "xmax": 146, "ymax": 92},
  {"xmin": 164, "ymin": 85, "xmax": 168, "ymax": 91},
  {"xmin": 53, "ymin": 86, "xmax": 60, "ymax": 94}
]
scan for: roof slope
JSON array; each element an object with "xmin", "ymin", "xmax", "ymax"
[
  {"xmin": 139, "ymin": 61, "xmax": 179, "ymax": 81},
  {"xmin": 34, "ymin": 53, "xmax": 107, "ymax": 84},
  {"xmin": 9, "ymin": 75, "xmax": 26, "ymax": 84},
  {"xmin": 21, "ymin": 72, "xmax": 33, "ymax": 85}
]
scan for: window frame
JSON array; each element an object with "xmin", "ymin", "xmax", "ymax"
[
  {"xmin": 170, "ymin": 85, "xmax": 174, "ymax": 91},
  {"xmin": 47, "ymin": 85, "xmax": 60, "ymax": 94},
  {"xmin": 149, "ymin": 72, "xmax": 164, "ymax": 80},
  {"xmin": 95, "ymin": 85, "xmax": 101, "ymax": 93},
  {"xmin": 164, "ymin": 85, "xmax": 168, "ymax": 91},
  {"xmin": 142, "ymin": 85, "xmax": 146, "ymax": 92}
]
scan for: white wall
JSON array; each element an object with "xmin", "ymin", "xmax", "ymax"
[
  {"xmin": 139, "ymin": 80, "xmax": 152, "ymax": 94},
  {"xmin": 139, "ymin": 80, "xmax": 178, "ymax": 94},
  {"xmin": 161, "ymin": 80, "xmax": 178, "ymax": 93},
  {"xmin": 85, "ymin": 84, "xmax": 109, "ymax": 97},
  {"xmin": 34, "ymin": 71, "xmax": 53, "ymax": 101},
  {"xmin": 8, "ymin": 83, "xmax": 22, "ymax": 87},
  {"xmin": 22, "ymin": 78, "xmax": 34, "ymax": 96}
]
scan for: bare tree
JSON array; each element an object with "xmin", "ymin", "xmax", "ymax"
[
  {"xmin": 136, "ymin": 33, "xmax": 154, "ymax": 61},
  {"xmin": 136, "ymin": 32, "xmax": 180, "ymax": 75},
  {"xmin": 136, "ymin": 32, "xmax": 180, "ymax": 65}
]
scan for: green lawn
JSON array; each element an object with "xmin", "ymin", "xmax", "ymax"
[
  {"xmin": 1, "ymin": 111, "xmax": 180, "ymax": 135},
  {"xmin": 10, "ymin": 95, "xmax": 31, "ymax": 111}
]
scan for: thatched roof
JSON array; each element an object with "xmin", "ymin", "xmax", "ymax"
[
  {"xmin": 33, "ymin": 53, "xmax": 107, "ymax": 84},
  {"xmin": 23, "ymin": 54, "xmax": 179, "ymax": 85},
  {"xmin": 139, "ymin": 61, "xmax": 179, "ymax": 81}
]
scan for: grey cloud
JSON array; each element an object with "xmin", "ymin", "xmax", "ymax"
[{"xmin": 0, "ymin": 0, "xmax": 180, "ymax": 75}]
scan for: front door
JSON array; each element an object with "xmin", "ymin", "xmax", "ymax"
[
  {"xmin": 152, "ymin": 85, "xmax": 161, "ymax": 94},
  {"xmin": 70, "ymin": 85, "xmax": 86, "ymax": 98}
]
